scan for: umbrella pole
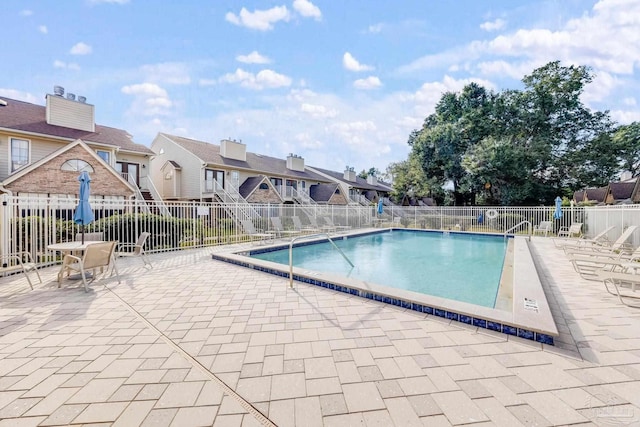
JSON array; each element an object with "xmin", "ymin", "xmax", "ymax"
[{"xmin": 82, "ymin": 226, "xmax": 85, "ymax": 244}]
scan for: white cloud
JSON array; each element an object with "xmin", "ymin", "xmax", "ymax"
[
  {"xmin": 367, "ymin": 23, "xmax": 384, "ymax": 33},
  {"xmin": 38, "ymin": 25, "xmax": 48, "ymax": 34},
  {"xmin": 225, "ymin": 6, "xmax": 290, "ymax": 31},
  {"xmin": 20, "ymin": 10, "xmax": 33, "ymax": 16},
  {"xmin": 343, "ymin": 52, "xmax": 374, "ymax": 72},
  {"xmin": 301, "ymin": 103, "xmax": 338, "ymax": 118},
  {"xmin": 121, "ymin": 83, "xmax": 172, "ymax": 117},
  {"xmin": 480, "ymin": 18, "xmax": 505, "ymax": 32},
  {"xmin": 199, "ymin": 78, "xmax": 217, "ymax": 86},
  {"xmin": 121, "ymin": 83, "xmax": 168, "ymax": 98},
  {"xmin": 0, "ymin": 89, "xmax": 39, "ymax": 104},
  {"xmin": 353, "ymin": 76, "xmax": 382, "ymax": 90},
  {"xmin": 411, "ymin": 75, "xmax": 496, "ymax": 119},
  {"xmin": 53, "ymin": 60, "xmax": 81, "ymax": 71},
  {"xmin": 581, "ymin": 71, "xmax": 621, "ymax": 106},
  {"xmin": 292, "ymin": 0, "xmax": 322, "ymax": 20},
  {"xmin": 70, "ymin": 42, "xmax": 92, "ymax": 55},
  {"xmin": 236, "ymin": 51, "xmax": 271, "ymax": 64},
  {"xmin": 140, "ymin": 62, "xmax": 191, "ymax": 85},
  {"xmin": 623, "ymin": 97, "xmax": 637, "ymax": 106},
  {"xmin": 611, "ymin": 109, "xmax": 640, "ymax": 124},
  {"xmin": 218, "ymin": 68, "xmax": 292, "ymax": 90}
]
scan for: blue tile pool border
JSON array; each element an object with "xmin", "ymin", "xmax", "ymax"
[{"xmin": 212, "ymin": 235, "xmax": 555, "ymax": 347}]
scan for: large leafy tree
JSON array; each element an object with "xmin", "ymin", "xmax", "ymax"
[
  {"xmin": 398, "ymin": 61, "xmax": 620, "ymax": 206},
  {"xmin": 612, "ymin": 122, "xmax": 640, "ymax": 177}
]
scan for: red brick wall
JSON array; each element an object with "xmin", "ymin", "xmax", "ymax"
[{"xmin": 6, "ymin": 145, "xmax": 133, "ymax": 197}]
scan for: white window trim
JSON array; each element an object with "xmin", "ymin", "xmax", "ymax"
[
  {"xmin": 9, "ymin": 137, "xmax": 31, "ymax": 174},
  {"xmin": 96, "ymin": 149, "xmax": 111, "ymax": 165}
]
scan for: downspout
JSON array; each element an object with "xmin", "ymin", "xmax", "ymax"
[{"xmin": 0, "ymin": 185, "xmax": 14, "ymax": 258}]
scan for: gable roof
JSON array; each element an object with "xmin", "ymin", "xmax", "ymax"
[
  {"xmin": 307, "ymin": 166, "xmax": 390, "ymax": 192},
  {"xmin": 238, "ymin": 176, "xmax": 265, "ymax": 199},
  {"xmin": 610, "ymin": 179, "xmax": 637, "ymax": 200},
  {"xmin": 309, "ymin": 183, "xmax": 340, "ymax": 202},
  {"xmin": 0, "ymin": 96, "xmax": 153, "ymax": 155},
  {"xmin": 2, "ymin": 139, "xmax": 135, "ymax": 191},
  {"xmin": 584, "ymin": 186, "xmax": 609, "ymax": 203},
  {"xmin": 573, "ymin": 190, "xmax": 585, "ymax": 202},
  {"xmin": 159, "ymin": 133, "xmax": 329, "ymax": 182}
]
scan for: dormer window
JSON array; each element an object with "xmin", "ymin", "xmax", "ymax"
[{"xmin": 61, "ymin": 159, "xmax": 94, "ymax": 173}]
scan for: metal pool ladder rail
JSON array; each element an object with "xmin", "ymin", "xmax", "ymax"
[
  {"xmin": 504, "ymin": 220, "xmax": 532, "ymax": 241},
  {"xmin": 289, "ymin": 233, "xmax": 354, "ymax": 288}
]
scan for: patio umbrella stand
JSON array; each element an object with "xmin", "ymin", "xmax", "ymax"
[{"xmin": 70, "ymin": 171, "xmax": 95, "ymax": 279}]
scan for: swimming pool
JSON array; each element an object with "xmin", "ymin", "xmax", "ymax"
[
  {"xmin": 212, "ymin": 228, "xmax": 558, "ymax": 345},
  {"xmin": 251, "ymin": 230, "xmax": 506, "ymax": 308}
]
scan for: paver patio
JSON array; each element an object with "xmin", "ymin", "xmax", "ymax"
[{"xmin": 0, "ymin": 235, "xmax": 639, "ymax": 426}]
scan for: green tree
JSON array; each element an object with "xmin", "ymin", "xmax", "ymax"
[
  {"xmin": 357, "ymin": 167, "xmax": 381, "ymax": 179},
  {"xmin": 612, "ymin": 122, "xmax": 640, "ymax": 177}
]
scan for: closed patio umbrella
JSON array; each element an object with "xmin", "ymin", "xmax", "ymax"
[
  {"xmin": 553, "ymin": 196, "xmax": 563, "ymax": 220},
  {"xmin": 377, "ymin": 198, "xmax": 384, "ymax": 215},
  {"xmin": 73, "ymin": 171, "xmax": 95, "ymax": 244}
]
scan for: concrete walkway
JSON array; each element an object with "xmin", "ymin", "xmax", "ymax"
[{"xmin": 0, "ymin": 237, "xmax": 639, "ymax": 426}]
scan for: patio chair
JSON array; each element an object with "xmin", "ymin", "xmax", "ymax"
[
  {"xmin": 0, "ymin": 252, "xmax": 42, "ymax": 290},
  {"xmin": 292, "ymin": 216, "xmax": 318, "ymax": 234},
  {"xmin": 308, "ymin": 216, "xmax": 336, "ymax": 233},
  {"xmin": 323, "ymin": 217, "xmax": 351, "ymax": 233},
  {"xmin": 556, "ymin": 225, "xmax": 614, "ymax": 249},
  {"xmin": 270, "ymin": 217, "xmax": 301, "ymax": 239},
  {"xmin": 240, "ymin": 219, "xmax": 274, "ymax": 244},
  {"xmin": 59, "ymin": 241, "xmax": 120, "ymax": 292},
  {"xmin": 594, "ymin": 268, "xmax": 640, "ymax": 307},
  {"xmin": 565, "ymin": 225, "xmax": 637, "ymax": 257},
  {"xmin": 557, "ymin": 223, "xmax": 583, "ymax": 238},
  {"xmin": 116, "ymin": 232, "xmax": 152, "ymax": 268},
  {"xmin": 533, "ymin": 221, "xmax": 552, "ymax": 237},
  {"xmin": 568, "ymin": 245, "xmax": 640, "ymax": 281}
]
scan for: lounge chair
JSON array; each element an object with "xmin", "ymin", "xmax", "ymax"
[
  {"xmin": 0, "ymin": 252, "xmax": 42, "ymax": 290},
  {"xmin": 323, "ymin": 217, "xmax": 351, "ymax": 233},
  {"xmin": 116, "ymin": 232, "xmax": 152, "ymax": 268},
  {"xmin": 568, "ymin": 245, "xmax": 640, "ymax": 280},
  {"xmin": 240, "ymin": 219, "xmax": 275, "ymax": 244},
  {"xmin": 555, "ymin": 225, "xmax": 614, "ymax": 249},
  {"xmin": 308, "ymin": 216, "xmax": 336, "ymax": 233},
  {"xmin": 533, "ymin": 221, "xmax": 553, "ymax": 237},
  {"xmin": 59, "ymin": 241, "xmax": 120, "ymax": 292},
  {"xmin": 565, "ymin": 225, "xmax": 637, "ymax": 257},
  {"xmin": 292, "ymin": 216, "xmax": 318, "ymax": 234},
  {"xmin": 270, "ymin": 217, "xmax": 301, "ymax": 239},
  {"xmin": 594, "ymin": 268, "xmax": 640, "ymax": 307},
  {"xmin": 557, "ymin": 223, "xmax": 583, "ymax": 238}
]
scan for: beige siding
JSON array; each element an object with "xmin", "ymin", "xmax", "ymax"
[
  {"xmin": 46, "ymin": 95, "xmax": 95, "ymax": 132},
  {"xmin": 150, "ymin": 134, "xmax": 202, "ymax": 200}
]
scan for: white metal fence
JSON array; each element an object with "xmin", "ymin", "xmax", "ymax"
[{"xmin": 2, "ymin": 194, "xmax": 638, "ymax": 265}]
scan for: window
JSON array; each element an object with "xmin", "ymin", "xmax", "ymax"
[
  {"xmin": 259, "ymin": 183, "xmax": 269, "ymax": 190},
  {"xmin": 96, "ymin": 150, "xmax": 110, "ymax": 164},
  {"xmin": 10, "ymin": 138, "xmax": 29, "ymax": 172},
  {"xmin": 270, "ymin": 177, "xmax": 283, "ymax": 187},
  {"xmin": 61, "ymin": 159, "xmax": 94, "ymax": 173}
]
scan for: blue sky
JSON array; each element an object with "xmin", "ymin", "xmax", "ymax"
[{"xmin": 3, "ymin": 0, "xmax": 639, "ymax": 174}]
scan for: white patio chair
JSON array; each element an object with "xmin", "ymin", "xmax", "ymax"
[
  {"xmin": 240, "ymin": 220, "xmax": 275, "ymax": 245},
  {"xmin": 0, "ymin": 252, "xmax": 42, "ymax": 290},
  {"xmin": 59, "ymin": 241, "xmax": 120, "ymax": 292},
  {"xmin": 323, "ymin": 217, "xmax": 351, "ymax": 233},
  {"xmin": 292, "ymin": 216, "xmax": 318, "ymax": 234},
  {"xmin": 595, "ymin": 268, "xmax": 640, "ymax": 308},
  {"xmin": 270, "ymin": 217, "xmax": 301, "ymax": 239},
  {"xmin": 533, "ymin": 221, "xmax": 552, "ymax": 237},
  {"xmin": 557, "ymin": 223, "xmax": 583, "ymax": 238},
  {"xmin": 558, "ymin": 225, "xmax": 615, "ymax": 251},
  {"xmin": 116, "ymin": 232, "xmax": 152, "ymax": 268}
]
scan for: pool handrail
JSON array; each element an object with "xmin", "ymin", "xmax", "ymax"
[
  {"xmin": 289, "ymin": 233, "xmax": 354, "ymax": 288},
  {"xmin": 504, "ymin": 220, "xmax": 532, "ymax": 241}
]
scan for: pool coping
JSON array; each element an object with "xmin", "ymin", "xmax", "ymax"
[{"xmin": 212, "ymin": 228, "xmax": 558, "ymax": 345}]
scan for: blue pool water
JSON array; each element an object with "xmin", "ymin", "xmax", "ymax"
[{"xmin": 251, "ymin": 230, "xmax": 508, "ymax": 308}]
